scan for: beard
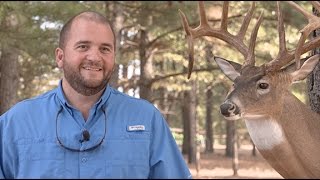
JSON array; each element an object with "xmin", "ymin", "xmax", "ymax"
[{"xmin": 63, "ymin": 60, "xmax": 111, "ymax": 96}]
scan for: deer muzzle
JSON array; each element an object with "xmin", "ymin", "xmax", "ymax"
[{"xmin": 220, "ymin": 100, "xmax": 241, "ymax": 120}]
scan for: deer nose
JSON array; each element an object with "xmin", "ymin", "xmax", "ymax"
[{"xmin": 220, "ymin": 101, "xmax": 240, "ymax": 117}]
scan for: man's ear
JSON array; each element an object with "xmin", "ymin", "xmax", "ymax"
[{"xmin": 55, "ymin": 48, "xmax": 64, "ymax": 68}]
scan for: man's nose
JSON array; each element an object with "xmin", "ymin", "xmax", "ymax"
[{"xmin": 86, "ymin": 48, "xmax": 102, "ymax": 61}]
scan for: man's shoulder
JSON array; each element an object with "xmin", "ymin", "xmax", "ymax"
[
  {"xmin": 2, "ymin": 88, "xmax": 58, "ymax": 116},
  {"xmin": 20, "ymin": 88, "xmax": 57, "ymax": 105},
  {"xmin": 108, "ymin": 86, "xmax": 165, "ymax": 126},
  {"xmin": 109, "ymin": 86, "xmax": 155, "ymax": 109}
]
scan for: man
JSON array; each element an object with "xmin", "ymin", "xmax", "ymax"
[{"xmin": 0, "ymin": 11, "xmax": 192, "ymax": 179}]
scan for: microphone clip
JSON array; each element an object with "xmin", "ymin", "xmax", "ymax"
[{"xmin": 79, "ymin": 130, "xmax": 90, "ymax": 143}]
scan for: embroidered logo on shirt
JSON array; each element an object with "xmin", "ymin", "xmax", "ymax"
[{"xmin": 127, "ymin": 125, "xmax": 145, "ymax": 131}]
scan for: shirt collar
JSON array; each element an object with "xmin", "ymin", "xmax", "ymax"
[
  {"xmin": 56, "ymin": 80, "xmax": 67, "ymax": 106},
  {"xmin": 56, "ymin": 80, "xmax": 112, "ymax": 111},
  {"xmin": 96, "ymin": 84, "xmax": 112, "ymax": 110}
]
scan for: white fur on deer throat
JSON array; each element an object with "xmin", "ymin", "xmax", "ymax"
[
  {"xmin": 229, "ymin": 97, "xmax": 285, "ymax": 150},
  {"xmin": 244, "ymin": 115, "xmax": 284, "ymax": 150}
]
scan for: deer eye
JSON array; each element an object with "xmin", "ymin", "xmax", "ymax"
[{"xmin": 258, "ymin": 82, "xmax": 269, "ymax": 89}]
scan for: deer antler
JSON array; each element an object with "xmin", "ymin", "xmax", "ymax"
[
  {"xmin": 179, "ymin": 1, "xmax": 263, "ymax": 79},
  {"xmin": 180, "ymin": 1, "xmax": 320, "ymax": 77},
  {"xmin": 266, "ymin": 1, "xmax": 320, "ymax": 72},
  {"xmin": 292, "ymin": 1, "xmax": 320, "ymax": 69}
]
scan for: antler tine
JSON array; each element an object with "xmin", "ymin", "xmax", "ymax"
[
  {"xmin": 198, "ymin": 1, "xmax": 210, "ymax": 29},
  {"xmin": 244, "ymin": 11, "xmax": 264, "ymax": 67},
  {"xmin": 311, "ymin": 1, "xmax": 320, "ymax": 12},
  {"xmin": 287, "ymin": 1, "xmax": 320, "ymax": 70},
  {"xmin": 179, "ymin": 1, "xmax": 260, "ymax": 78},
  {"xmin": 237, "ymin": 2, "xmax": 263, "ymax": 67},
  {"xmin": 265, "ymin": 1, "xmax": 290, "ymax": 71},
  {"xmin": 266, "ymin": 1, "xmax": 320, "ymax": 72},
  {"xmin": 277, "ymin": 1, "xmax": 287, "ymax": 56},
  {"xmin": 179, "ymin": 8, "xmax": 194, "ymax": 79},
  {"xmin": 221, "ymin": 2, "xmax": 229, "ymax": 31},
  {"xmin": 237, "ymin": 2, "xmax": 256, "ymax": 41},
  {"xmin": 179, "ymin": 1, "xmax": 210, "ymax": 79}
]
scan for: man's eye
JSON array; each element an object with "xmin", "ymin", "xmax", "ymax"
[
  {"xmin": 101, "ymin": 47, "xmax": 112, "ymax": 53},
  {"xmin": 77, "ymin": 45, "xmax": 88, "ymax": 50}
]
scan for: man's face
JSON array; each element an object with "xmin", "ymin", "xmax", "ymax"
[{"xmin": 55, "ymin": 18, "xmax": 115, "ymax": 96}]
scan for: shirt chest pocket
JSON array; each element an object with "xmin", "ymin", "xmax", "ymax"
[
  {"xmin": 105, "ymin": 132, "xmax": 150, "ymax": 178},
  {"xmin": 17, "ymin": 138, "xmax": 65, "ymax": 178}
]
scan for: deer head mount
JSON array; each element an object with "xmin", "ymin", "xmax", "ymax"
[{"xmin": 180, "ymin": 1, "xmax": 320, "ymax": 178}]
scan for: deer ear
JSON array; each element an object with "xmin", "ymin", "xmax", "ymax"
[
  {"xmin": 214, "ymin": 57, "xmax": 241, "ymax": 81},
  {"xmin": 282, "ymin": 57, "xmax": 308, "ymax": 73},
  {"xmin": 290, "ymin": 54, "xmax": 319, "ymax": 82}
]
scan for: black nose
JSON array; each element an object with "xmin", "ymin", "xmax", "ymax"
[{"xmin": 220, "ymin": 101, "xmax": 240, "ymax": 117}]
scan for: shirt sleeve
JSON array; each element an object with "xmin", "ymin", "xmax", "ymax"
[
  {"xmin": 0, "ymin": 168, "xmax": 4, "ymax": 179},
  {"xmin": 0, "ymin": 115, "xmax": 6, "ymax": 179},
  {"xmin": 0, "ymin": 114, "xmax": 14, "ymax": 179},
  {"xmin": 148, "ymin": 110, "xmax": 192, "ymax": 179},
  {"xmin": 0, "ymin": 152, "xmax": 4, "ymax": 179}
]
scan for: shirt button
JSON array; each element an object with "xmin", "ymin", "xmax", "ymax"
[{"xmin": 81, "ymin": 158, "xmax": 87, "ymax": 163}]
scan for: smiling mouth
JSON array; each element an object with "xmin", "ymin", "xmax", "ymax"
[{"xmin": 83, "ymin": 66, "xmax": 102, "ymax": 71}]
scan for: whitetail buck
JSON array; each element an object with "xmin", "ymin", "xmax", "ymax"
[{"xmin": 179, "ymin": 1, "xmax": 320, "ymax": 178}]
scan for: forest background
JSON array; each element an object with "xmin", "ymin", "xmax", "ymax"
[{"xmin": 0, "ymin": 1, "xmax": 317, "ymax": 178}]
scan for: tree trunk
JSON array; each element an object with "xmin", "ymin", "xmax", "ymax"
[
  {"xmin": 307, "ymin": 6, "xmax": 320, "ymax": 114},
  {"xmin": 225, "ymin": 120, "xmax": 235, "ymax": 157},
  {"xmin": 122, "ymin": 64, "xmax": 129, "ymax": 92},
  {"xmin": 0, "ymin": 47, "xmax": 19, "ymax": 114},
  {"xmin": 204, "ymin": 44, "xmax": 214, "ymax": 153},
  {"xmin": 105, "ymin": 1, "xmax": 124, "ymax": 89},
  {"xmin": 138, "ymin": 29, "xmax": 153, "ymax": 101},
  {"xmin": 187, "ymin": 80, "xmax": 200, "ymax": 175},
  {"xmin": 185, "ymin": 80, "xmax": 197, "ymax": 164},
  {"xmin": 158, "ymin": 87, "xmax": 178, "ymax": 126},
  {"xmin": 205, "ymin": 87, "xmax": 214, "ymax": 153},
  {"xmin": 109, "ymin": 64, "xmax": 119, "ymax": 89},
  {"xmin": 182, "ymin": 91, "xmax": 190, "ymax": 155},
  {"xmin": 232, "ymin": 124, "xmax": 239, "ymax": 176}
]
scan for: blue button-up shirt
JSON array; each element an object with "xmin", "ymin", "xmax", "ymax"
[{"xmin": 0, "ymin": 81, "xmax": 191, "ymax": 179}]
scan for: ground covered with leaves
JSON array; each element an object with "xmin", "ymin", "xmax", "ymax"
[{"xmin": 185, "ymin": 145, "xmax": 283, "ymax": 179}]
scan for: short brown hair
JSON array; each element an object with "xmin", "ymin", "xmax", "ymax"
[{"xmin": 58, "ymin": 11, "xmax": 116, "ymax": 50}]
